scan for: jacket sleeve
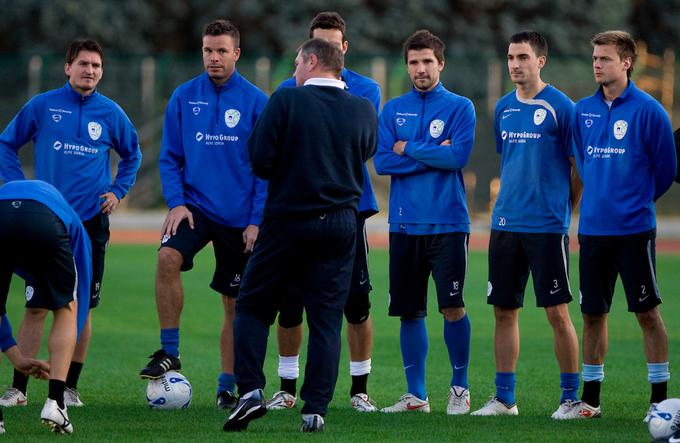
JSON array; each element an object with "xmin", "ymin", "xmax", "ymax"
[
  {"xmin": 248, "ymin": 93, "xmax": 269, "ymax": 226},
  {"xmin": 248, "ymin": 92, "xmax": 285, "ymax": 180},
  {"xmin": 494, "ymin": 100, "xmax": 504, "ymax": 154},
  {"xmin": 0, "ymin": 315, "xmax": 16, "ymax": 352},
  {"xmin": 69, "ymin": 216, "xmax": 92, "ymax": 339},
  {"xmin": 646, "ymin": 103, "xmax": 676, "ymax": 201},
  {"xmin": 570, "ymin": 106, "xmax": 585, "ymax": 179},
  {"xmin": 403, "ymin": 100, "xmax": 476, "ymax": 171},
  {"xmin": 0, "ymin": 98, "xmax": 39, "ymax": 182},
  {"xmin": 109, "ymin": 108, "xmax": 142, "ymax": 200},
  {"xmin": 367, "ymin": 84, "xmax": 381, "ymax": 113},
  {"xmin": 374, "ymin": 104, "xmax": 428, "ymax": 176},
  {"xmin": 158, "ymin": 91, "xmax": 186, "ymax": 209}
]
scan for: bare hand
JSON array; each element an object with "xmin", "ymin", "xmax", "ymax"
[
  {"xmin": 392, "ymin": 141, "xmax": 407, "ymax": 155},
  {"xmin": 100, "ymin": 192, "xmax": 120, "ymax": 215},
  {"xmin": 440, "ymin": 139, "xmax": 451, "ymax": 146},
  {"xmin": 23, "ymin": 358, "xmax": 50, "ymax": 380},
  {"xmin": 242, "ymin": 224, "xmax": 259, "ymax": 253},
  {"xmin": 161, "ymin": 205, "xmax": 194, "ymax": 239}
]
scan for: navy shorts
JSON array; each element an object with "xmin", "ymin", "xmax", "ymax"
[
  {"xmin": 487, "ymin": 230, "xmax": 572, "ymax": 308},
  {"xmin": 160, "ymin": 204, "xmax": 249, "ymax": 297},
  {"xmin": 278, "ymin": 215, "xmax": 372, "ymax": 327},
  {"xmin": 579, "ymin": 230, "xmax": 661, "ymax": 314},
  {"xmin": 0, "ymin": 200, "xmax": 76, "ymax": 313},
  {"xmin": 388, "ymin": 232, "xmax": 468, "ymax": 319}
]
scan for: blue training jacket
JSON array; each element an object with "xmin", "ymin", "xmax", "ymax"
[
  {"xmin": 375, "ymin": 82, "xmax": 475, "ymax": 231},
  {"xmin": 573, "ymin": 81, "xmax": 677, "ymax": 236},
  {"xmin": 0, "ymin": 180, "xmax": 92, "ymax": 340},
  {"xmin": 0, "ymin": 82, "xmax": 142, "ymax": 221},
  {"xmin": 492, "ymin": 85, "xmax": 575, "ymax": 233},
  {"xmin": 278, "ymin": 67, "xmax": 381, "ymax": 217},
  {"xmin": 160, "ymin": 71, "xmax": 268, "ymax": 227}
]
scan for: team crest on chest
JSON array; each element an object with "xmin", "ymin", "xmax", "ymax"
[
  {"xmin": 533, "ymin": 108, "xmax": 547, "ymax": 126},
  {"xmin": 88, "ymin": 121, "xmax": 102, "ymax": 140},
  {"xmin": 613, "ymin": 120, "xmax": 628, "ymax": 140},
  {"xmin": 429, "ymin": 119, "xmax": 445, "ymax": 138},
  {"xmin": 225, "ymin": 109, "xmax": 241, "ymax": 128}
]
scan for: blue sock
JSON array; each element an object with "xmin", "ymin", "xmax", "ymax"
[
  {"xmin": 560, "ymin": 372, "xmax": 579, "ymax": 403},
  {"xmin": 218, "ymin": 372, "xmax": 236, "ymax": 394},
  {"xmin": 647, "ymin": 362, "xmax": 670, "ymax": 384},
  {"xmin": 495, "ymin": 372, "xmax": 516, "ymax": 406},
  {"xmin": 400, "ymin": 318, "xmax": 428, "ymax": 400},
  {"xmin": 160, "ymin": 328, "xmax": 179, "ymax": 357},
  {"xmin": 443, "ymin": 314, "xmax": 471, "ymax": 389},
  {"xmin": 582, "ymin": 363, "xmax": 604, "ymax": 382}
]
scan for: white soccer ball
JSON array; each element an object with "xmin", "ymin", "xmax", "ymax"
[
  {"xmin": 647, "ymin": 398, "xmax": 680, "ymax": 441},
  {"xmin": 146, "ymin": 371, "xmax": 192, "ymax": 410}
]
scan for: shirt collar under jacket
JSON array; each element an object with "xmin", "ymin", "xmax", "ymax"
[
  {"xmin": 202, "ymin": 69, "xmax": 241, "ymax": 92},
  {"xmin": 304, "ymin": 77, "xmax": 347, "ymax": 89},
  {"xmin": 594, "ymin": 79, "xmax": 636, "ymax": 108},
  {"xmin": 410, "ymin": 81, "xmax": 445, "ymax": 100},
  {"xmin": 62, "ymin": 82, "xmax": 99, "ymax": 104}
]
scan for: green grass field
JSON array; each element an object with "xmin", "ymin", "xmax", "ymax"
[{"xmin": 1, "ymin": 244, "xmax": 678, "ymax": 441}]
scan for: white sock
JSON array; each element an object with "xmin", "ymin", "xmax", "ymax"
[
  {"xmin": 278, "ymin": 355, "xmax": 299, "ymax": 379},
  {"xmin": 350, "ymin": 359, "xmax": 372, "ymax": 376}
]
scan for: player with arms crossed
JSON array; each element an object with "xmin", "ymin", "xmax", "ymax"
[
  {"xmin": 572, "ymin": 30, "xmax": 676, "ymax": 418},
  {"xmin": 139, "ymin": 20, "xmax": 267, "ymax": 411},
  {"xmin": 375, "ymin": 30, "xmax": 475, "ymax": 415},
  {"xmin": 269, "ymin": 11, "xmax": 381, "ymax": 413},
  {"xmin": 471, "ymin": 31, "xmax": 584, "ymax": 419},
  {"xmin": 0, "ymin": 39, "xmax": 142, "ymax": 408}
]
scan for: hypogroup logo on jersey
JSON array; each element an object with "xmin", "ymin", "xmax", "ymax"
[
  {"xmin": 53, "ymin": 139, "xmax": 99, "ymax": 157},
  {"xmin": 586, "ymin": 145, "xmax": 626, "ymax": 159},
  {"xmin": 194, "ymin": 131, "xmax": 238, "ymax": 146},
  {"xmin": 502, "ymin": 131, "xmax": 541, "ymax": 144}
]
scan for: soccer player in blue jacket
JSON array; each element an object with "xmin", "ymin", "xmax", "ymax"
[
  {"xmin": 140, "ymin": 20, "xmax": 268, "ymax": 411},
  {"xmin": 471, "ymin": 32, "xmax": 585, "ymax": 419},
  {"xmin": 0, "ymin": 39, "xmax": 142, "ymax": 408},
  {"xmin": 375, "ymin": 30, "xmax": 475, "ymax": 415},
  {"xmin": 0, "ymin": 180, "xmax": 93, "ymax": 434},
  {"xmin": 268, "ymin": 11, "xmax": 381, "ymax": 413},
  {"xmin": 572, "ymin": 31, "xmax": 676, "ymax": 418}
]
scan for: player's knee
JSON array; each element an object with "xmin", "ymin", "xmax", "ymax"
[
  {"xmin": 344, "ymin": 293, "xmax": 371, "ymax": 324},
  {"xmin": 157, "ymin": 247, "xmax": 183, "ymax": 273},
  {"xmin": 278, "ymin": 311, "xmax": 303, "ymax": 329},
  {"xmin": 635, "ymin": 307, "xmax": 663, "ymax": 330},
  {"xmin": 545, "ymin": 304, "xmax": 572, "ymax": 329},
  {"xmin": 582, "ymin": 313, "xmax": 605, "ymax": 328},
  {"xmin": 25, "ymin": 308, "xmax": 49, "ymax": 322},
  {"xmin": 494, "ymin": 306, "xmax": 518, "ymax": 325},
  {"xmin": 441, "ymin": 307, "xmax": 465, "ymax": 322}
]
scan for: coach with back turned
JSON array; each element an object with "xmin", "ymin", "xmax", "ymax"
[{"xmin": 224, "ymin": 38, "xmax": 377, "ymax": 433}]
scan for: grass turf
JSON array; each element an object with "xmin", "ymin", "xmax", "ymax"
[{"xmin": 0, "ymin": 244, "xmax": 678, "ymax": 441}]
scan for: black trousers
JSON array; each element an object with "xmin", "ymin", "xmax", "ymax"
[{"xmin": 234, "ymin": 208, "xmax": 356, "ymax": 416}]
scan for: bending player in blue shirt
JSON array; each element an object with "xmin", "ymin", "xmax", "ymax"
[
  {"xmin": 0, "ymin": 180, "xmax": 93, "ymax": 434},
  {"xmin": 140, "ymin": 20, "xmax": 268, "ymax": 411},
  {"xmin": 471, "ymin": 31, "xmax": 586, "ymax": 419},
  {"xmin": 0, "ymin": 39, "xmax": 142, "ymax": 408},
  {"xmin": 268, "ymin": 11, "xmax": 381, "ymax": 414},
  {"xmin": 572, "ymin": 31, "xmax": 676, "ymax": 419},
  {"xmin": 375, "ymin": 30, "xmax": 475, "ymax": 415}
]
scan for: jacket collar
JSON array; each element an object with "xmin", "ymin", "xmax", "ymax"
[
  {"xmin": 202, "ymin": 69, "xmax": 240, "ymax": 91},
  {"xmin": 594, "ymin": 79, "xmax": 636, "ymax": 106},
  {"xmin": 411, "ymin": 81, "xmax": 445, "ymax": 99},
  {"xmin": 62, "ymin": 82, "xmax": 99, "ymax": 103}
]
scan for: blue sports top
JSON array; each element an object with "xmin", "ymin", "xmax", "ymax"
[
  {"xmin": 492, "ymin": 85, "xmax": 575, "ymax": 233},
  {"xmin": 572, "ymin": 81, "xmax": 677, "ymax": 235},
  {"xmin": 0, "ymin": 83, "xmax": 142, "ymax": 221},
  {"xmin": 160, "ymin": 71, "xmax": 268, "ymax": 227},
  {"xmin": 375, "ymin": 82, "xmax": 476, "ymax": 233},
  {"xmin": 0, "ymin": 180, "xmax": 92, "ymax": 337},
  {"xmin": 278, "ymin": 67, "xmax": 381, "ymax": 217}
]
